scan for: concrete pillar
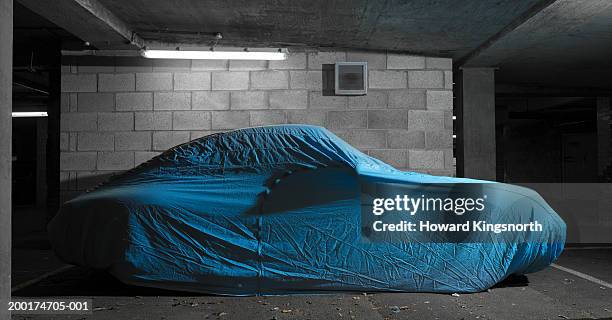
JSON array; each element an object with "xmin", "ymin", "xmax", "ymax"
[
  {"xmin": 0, "ymin": 0, "xmax": 12, "ymax": 317},
  {"xmin": 455, "ymin": 68, "xmax": 496, "ymax": 180},
  {"xmin": 597, "ymin": 97, "xmax": 611, "ymax": 180}
]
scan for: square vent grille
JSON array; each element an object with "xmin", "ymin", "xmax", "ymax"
[{"xmin": 335, "ymin": 62, "xmax": 367, "ymax": 95}]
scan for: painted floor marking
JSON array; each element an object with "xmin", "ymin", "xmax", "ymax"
[
  {"xmin": 551, "ymin": 263, "xmax": 612, "ymax": 289},
  {"xmin": 564, "ymin": 246, "xmax": 612, "ymax": 250},
  {"xmin": 11, "ymin": 265, "xmax": 74, "ymax": 293}
]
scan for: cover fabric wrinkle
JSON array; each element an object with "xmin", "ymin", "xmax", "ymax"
[{"xmin": 48, "ymin": 125, "xmax": 566, "ymax": 295}]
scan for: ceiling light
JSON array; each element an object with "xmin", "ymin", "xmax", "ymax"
[
  {"xmin": 141, "ymin": 49, "xmax": 287, "ymax": 60},
  {"xmin": 12, "ymin": 112, "xmax": 48, "ymax": 118}
]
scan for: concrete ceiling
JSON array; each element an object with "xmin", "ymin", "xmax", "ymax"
[
  {"xmin": 15, "ymin": 0, "xmax": 612, "ymax": 89},
  {"xmin": 97, "ymin": 0, "xmax": 542, "ymax": 58},
  {"xmin": 465, "ymin": 0, "xmax": 612, "ymax": 89},
  {"xmin": 18, "ymin": 0, "xmax": 545, "ymax": 58}
]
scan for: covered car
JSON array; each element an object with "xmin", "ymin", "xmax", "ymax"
[{"xmin": 48, "ymin": 125, "xmax": 566, "ymax": 294}]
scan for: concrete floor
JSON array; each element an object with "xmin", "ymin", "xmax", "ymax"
[{"xmin": 9, "ymin": 208, "xmax": 612, "ymax": 320}]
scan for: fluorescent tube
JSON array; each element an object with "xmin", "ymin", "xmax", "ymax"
[
  {"xmin": 141, "ymin": 50, "xmax": 286, "ymax": 60},
  {"xmin": 12, "ymin": 112, "xmax": 48, "ymax": 118}
]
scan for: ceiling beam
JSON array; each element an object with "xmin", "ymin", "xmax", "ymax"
[
  {"xmin": 17, "ymin": 0, "xmax": 144, "ymax": 50},
  {"xmin": 456, "ymin": 0, "xmax": 557, "ymax": 67}
]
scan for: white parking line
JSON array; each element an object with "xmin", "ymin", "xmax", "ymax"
[
  {"xmin": 551, "ymin": 263, "xmax": 612, "ymax": 289},
  {"xmin": 11, "ymin": 265, "xmax": 74, "ymax": 293}
]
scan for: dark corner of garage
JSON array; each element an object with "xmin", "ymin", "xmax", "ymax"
[{"xmin": 1, "ymin": 0, "xmax": 611, "ymax": 319}]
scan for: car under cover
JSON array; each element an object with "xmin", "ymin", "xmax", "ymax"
[{"xmin": 48, "ymin": 125, "xmax": 566, "ymax": 295}]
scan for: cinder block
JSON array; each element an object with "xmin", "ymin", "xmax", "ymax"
[
  {"xmin": 98, "ymin": 112, "xmax": 134, "ymax": 131},
  {"xmin": 135, "ymin": 112, "xmax": 172, "ymax": 130},
  {"xmin": 136, "ymin": 72, "xmax": 172, "ymax": 91},
  {"xmin": 367, "ymin": 110, "xmax": 407, "ymax": 129},
  {"xmin": 153, "ymin": 131, "xmax": 191, "ymax": 151},
  {"xmin": 190, "ymin": 131, "xmax": 223, "ymax": 140},
  {"xmin": 348, "ymin": 91, "xmax": 387, "ymax": 109},
  {"xmin": 286, "ymin": 110, "xmax": 326, "ymax": 126},
  {"xmin": 61, "ymin": 74, "xmax": 97, "ymax": 92},
  {"xmin": 192, "ymin": 60, "xmax": 228, "ymax": 71},
  {"xmin": 211, "ymin": 111, "xmax": 250, "ymax": 129},
  {"xmin": 135, "ymin": 151, "xmax": 161, "ymax": 166},
  {"xmin": 368, "ymin": 70, "xmax": 406, "ymax": 89},
  {"xmin": 425, "ymin": 130, "xmax": 453, "ymax": 149},
  {"xmin": 68, "ymin": 93, "xmax": 79, "ymax": 112},
  {"xmin": 77, "ymin": 132, "xmax": 114, "ymax": 151},
  {"xmin": 334, "ymin": 130, "xmax": 386, "ymax": 149},
  {"xmin": 269, "ymin": 90, "xmax": 308, "ymax": 109},
  {"xmin": 152, "ymin": 59, "xmax": 190, "ymax": 72},
  {"xmin": 408, "ymin": 150, "xmax": 444, "ymax": 169},
  {"xmin": 60, "ymin": 113, "xmax": 97, "ymax": 132},
  {"xmin": 69, "ymin": 93, "xmax": 78, "ymax": 112},
  {"xmin": 369, "ymin": 149, "xmax": 407, "ymax": 168},
  {"xmin": 97, "ymin": 152, "xmax": 135, "ymax": 170},
  {"xmin": 116, "ymin": 92, "xmax": 153, "ymax": 111},
  {"xmin": 327, "ymin": 111, "xmax": 367, "ymax": 129},
  {"xmin": 289, "ymin": 71, "xmax": 306, "ymax": 89},
  {"xmin": 115, "ymin": 57, "xmax": 153, "ymax": 72},
  {"xmin": 61, "ymin": 93, "xmax": 69, "ymax": 113},
  {"xmin": 77, "ymin": 93, "xmax": 114, "ymax": 112},
  {"xmin": 98, "ymin": 73, "xmax": 135, "ymax": 92},
  {"xmin": 212, "ymin": 72, "xmax": 249, "ymax": 90},
  {"xmin": 174, "ymin": 72, "xmax": 211, "ymax": 91},
  {"xmin": 269, "ymin": 52, "xmax": 307, "ymax": 70},
  {"xmin": 387, "ymin": 54, "xmax": 425, "ymax": 70},
  {"xmin": 173, "ymin": 111, "xmax": 212, "ymax": 130},
  {"xmin": 230, "ymin": 91, "xmax": 268, "ymax": 110},
  {"xmin": 444, "ymin": 71, "xmax": 453, "ymax": 89},
  {"xmin": 347, "ymin": 51, "xmax": 386, "ymax": 69},
  {"xmin": 388, "ymin": 90, "xmax": 426, "ymax": 109},
  {"xmin": 60, "ymin": 152, "xmax": 97, "ymax": 170},
  {"xmin": 426, "ymin": 90, "xmax": 453, "ymax": 110},
  {"xmin": 193, "ymin": 91, "xmax": 230, "ymax": 110},
  {"xmin": 289, "ymin": 71, "xmax": 321, "ymax": 90},
  {"xmin": 60, "ymin": 132, "xmax": 69, "ymax": 151},
  {"xmin": 154, "ymin": 92, "xmax": 191, "ymax": 110},
  {"xmin": 115, "ymin": 132, "xmax": 152, "ymax": 151},
  {"xmin": 251, "ymin": 71, "xmax": 289, "ymax": 89},
  {"xmin": 443, "ymin": 148, "xmax": 455, "ymax": 169},
  {"xmin": 444, "ymin": 110, "xmax": 453, "ymax": 130},
  {"xmin": 425, "ymin": 57, "xmax": 452, "ymax": 70},
  {"xmin": 307, "ymin": 51, "xmax": 346, "ymax": 69},
  {"xmin": 309, "ymin": 91, "xmax": 347, "ymax": 109},
  {"xmin": 69, "ymin": 133, "xmax": 77, "ymax": 151},
  {"xmin": 408, "ymin": 70, "xmax": 444, "ymax": 88},
  {"xmin": 387, "ymin": 130, "xmax": 425, "ymax": 149},
  {"xmin": 250, "ymin": 111, "xmax": 286, "ymax": 126},
  {"xmin": 229, "ymin": 60, "xmax": 268, "ymax": 71},
  {"xmin": 408, "ymin": 110, "xmax": 445, "ymax": 131}
]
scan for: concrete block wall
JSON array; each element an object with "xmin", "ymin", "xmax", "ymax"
[{"xmin": 60, "ymin": 51, "xmax": 454, "ymax": 200}]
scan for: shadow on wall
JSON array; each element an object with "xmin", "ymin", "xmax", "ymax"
[{"xmin": 322, "ymin": 64, "xmax": 335, "ymax": 96}]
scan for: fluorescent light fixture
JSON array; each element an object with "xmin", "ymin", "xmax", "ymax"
[
  {"xmin": 12, "ymin": 112, "xmax": 48, "ymax": 118},
  {"xmin": 141, "ymin": 49, "xmax": 287, "ymax": 60}
]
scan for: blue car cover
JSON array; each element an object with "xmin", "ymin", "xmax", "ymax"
[{"xmin": 48, "ymin": 125, "xmax": 566, "ymax": 294}]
